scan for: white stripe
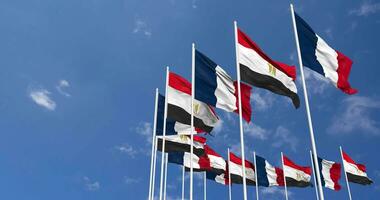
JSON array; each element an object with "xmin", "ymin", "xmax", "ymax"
[
  {"xmin": 214, "ymin": 173, "xmax": 227, "ymax": 185},
  {"xmin": 174, "ymin": 122, "xmax": 195, "ymax": 135},
  {"xmin": 215, "ymin": 65, "xmax": 237, "ymax": 112},
  {"xmin": 265, "ymin": 161, "xmax": 279, "ymax": 186},
  {"xmin": 343, "ymin": 159, "xmax": 368, "ymax": 178},
  {"xmin": 208, "ymin": 154, "xmax": 226, "ymax": 171},
  {"xmin": 229, "ymin": 161, "xmax": 255, "ymax": 181},
  {"xmin": 168, "ymin": 86, "xmax": 219, "ymax": 127},
  {"xmin": 238, "ymin": 43, "xmax": 298, "ymax": 93},
  {"xmin": 320, "ymin": 159, "xmax": 336, "ymax": 190},
  {"xmin": 156, "ymin": 135, "xmax": 204, "ymax": 150},
  {"xmin": 183, "ymin": 152, "xmax": 201, "ymax": 169},
  {"xmin": 315, "ymin": 35, "xmax": 339, "ymax": 87},
  {"xmin": 284, "ymin": 165, "xmax": 311, "ymax": 182}
]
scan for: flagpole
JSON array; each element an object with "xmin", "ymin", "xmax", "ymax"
[
  {"xmin": 289, "ymin": 4, "xmax": 325, "ymax": 200},
  {"xmin": 281, "ymin": 152, "xmax": 288, "ymax": 200},
  {"xmin": 340, "ymin": 146, "xmax": 353, "ymax": 200},
  {"xmin": 253, "ymin": 151, "xmax": 259, "ymax": 200},
  {"xmin": 309, "ymin": 150, "xmax": 320, "ymax": 200},
  {"xmin": 152, "ymin": 136, "xmax": 158, "ymax": 200},
  {"xmin": 182, "ymin": 165, "xmax": 185, "ymax": 200},
  {"xmin": 164, "ymin": 153, "xmax": 168, "ymax": 200},
  {"xmin": 204, "ymin": 172, "xmax": 207, "ymax": 200},
  {"xmin": 148, "ymin": 88, "xmax": 159, "ymax": 200},
  {"xmin": 234, "ymin": 20, "xmax": 248, "ymax": 200},
  {"xmin": 190, "ymin": 42, "xmax": 195, "ymax": 200},
  {"xmin": 159, "ymin": 67, "xmax": 170, "ymax": 200},
  {"xmin": 228, "ymin": 148, "xmax": 232, "ymax": 200}
]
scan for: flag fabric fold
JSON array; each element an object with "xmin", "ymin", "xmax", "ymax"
[
  {"xmin": 317, "ymin": 157, "xmax": 342, "ymax": 191},
  {"xmin": 256, "ymin": 155, "xmax": 284, "ymax": 187},
  {"xmin": 204, "ymin": 145, "xmax": 227, "ymax": 174},
  {"xmin": 294, "ymin": 12, "xmax": 357, "ymax": 95},
  {"xmin": 168, "ymin": 151, "xmax": 211, "ymax": 172},
  {"xmin": 342, "ymin": 151, "xmax": 373, "ymax": 185},
  {"xmin": 283, "ymin": 155, "xmax": 312, "ymax": 187},
  {"xmin": 229, "ymin": 152, "xmax": 256, "ymax": 185},
  {"xmin": 237, "ymin": 28, "xmax": 300, "ymax": 108},
  {"xmin": 157, "ymin": 135, "xmax": 206, "ymax": 156},
  {"xmin": 206, "ymin": 171, "xmax": 230, "ymax": 185}
]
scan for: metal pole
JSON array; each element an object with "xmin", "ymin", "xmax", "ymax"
[
  {"xmin": 204, "ymin": 172, "xmax": 207, "ymax": 200},
  {"xmin": 159, "ymin": 67, "xmax": 170, "ymax": 200},
  {"xmin": 233, "ymin": 20, "xmax": 248, "ymax": 200},
  {"xmin": 228, "ymin": 148, "xmax": 232, "ymax": 200},
  {"xmin": 182, "ymin": 165, "xmax": 185, "ymax": 200},
  {"xmin": 163, "ymin": 153, "xmax": 168, "ymax": 200},
  {"xmin": 289, "ymin": 4, "xmax": 325, "ymax": 200},
  {"xmin": 281, "ymin": 152, "xmax": 288, "ymax": 200},
  {"xmin": 151, "ymin": 137, "xmax": 158, "ymax": 200},
  {"xmin": 309, "ymin": 151, "xmax": 320, "ymax": 200},
  {"xmin": 253, "ymin": 152, "xmax": 259, "ymax": 200},
  {"xmin": 190, "ymin": 43, "xmax": 195, "ymax": 200},
  {"xmin": 149, "ymin": 89, "xmax": 159, "ymax": 200},
  {"xmin": 340, "ymin": 146, "xmax": 353, "ymax": 200}
]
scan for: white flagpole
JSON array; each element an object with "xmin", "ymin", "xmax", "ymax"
[
  {"xmin": 164, "ymin": 153, "xmax": 168, "ymax": 200},
  {"xmin": 253, "ymin": 152, "xmax": 259, "ymax": 200},
  {"xmin": 152, "ymin": 136, "xmax": 158, "ymax": 200},
  {"xmin": 148, "ymin": 88, "xmax": 159, "ymax": 200},
  {"xmin": 281, "ymin": 152, "xmax": 288, "ymax": 200},
  {"xmin": 228, "ymin": 148, "xmax": 232, "ymax": 200},
  {"xmin": 340, "ymin": 146, "xmax": 353, "ymax": 200},
  {"xmin": 204, "ymin": 172, "xmax": 207, "ymax": 200},
  {"xmin": 190, "ymin": 42, "xmax": 195, "ymax": 200},
  {"xmin": 233, "ymin": 20, "xmax": 248, "ymax": 200},
  {"xmin": 182, "ymin": 165, "xmax": 185, "ymax": 200},
  {"xmin": 289, "ymin": 4, "xmax": 325, "ymax": 200},
  {"xmin": 309, "ymin": 150, "xmax": 320, "ymax": 200},
  {"xmin": 159, "ymin": 67, "xmax": 170, "ymax": 200}
]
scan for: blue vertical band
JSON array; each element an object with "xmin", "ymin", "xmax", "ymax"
[
  {"xmin": 168, "ymin": 152, "xmax": 185, "ymax": 165},
  {"xmin": 195, "ymin": 50, "xmax": 218, "ymax": 107},
  {"xmin": 256, "ymin": 155, "xmax": 270, "ymax": 187},
  {"xmin": 156, "ymin": 94, "xmax": 176, "ymax": 136}
]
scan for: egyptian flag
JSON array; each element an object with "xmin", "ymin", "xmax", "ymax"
[
  {"xmin": 168, "ymin": 151, "xmax": 211, "ymax": 172},
  {"xmin": 204, "ymin": 145, "xmax": 227, "ymax": 174},
  {"xmin": 206, "ymin": 171, "xmax": 230, "ymax": 185},
  {"xmin": 317, "ymin": 157, "xmax": 341, "ymax": 190},
  {"xmin": 294, "ymin": 13, "xmax": 357, "ymax": 94},
  {"xmin": 168, "ymin": 72, "xmax": 219, "ymax": 133},
  {"xmin": 342, "ymin": 151, "xmax": 373, "ymax": 185},
  {"xmin": 256, "ymin": 155, "xmax": 284, "ymax": 187},
  {"xmin": 229, "ymin": 152, "xmax": 256, "ymax": 185},
  {"xmin": 195, "ymin": 50, "xmax": 252, "ymax": 122},
  {"xmin": 237, "ymin": 28, "xmax": 300, "ymax": 108},
  {"xmin": 283, "ymin": 155, "xmax": 312, "ymax": 187},
  {"xmin": 157, "ymin": 135, "xmax": 206, "ymax": 156}
]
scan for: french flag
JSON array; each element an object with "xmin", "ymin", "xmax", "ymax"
[
  {"xmin": 195, "ymin": 50, "xmax": 252, "ymax": 122},
  {"xmin": 255, "ymin": 155, "xmax": 284, "ymax": 187},
  {"xmin": 317, "ymin": 157, "xmax": 342, "ymax": 191},
  {"xmin": 295, "ymin": 12, "xmax": 357, "ymax": 94},
  {"xmin": 342, "ymin": 150, "xmax": 373, "ymax": 185},
  {"xmin": 283, "ymin": 155, "xmax": 312, "ymax": 187}
]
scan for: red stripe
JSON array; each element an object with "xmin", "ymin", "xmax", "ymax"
[
  {"xmin": 336, "ymin": 51, "xmax": 357, "ymax": 95},
  {"xmin": 275, "ymin": 167, "xmax": 285, "ymax": 186},
  {"xmin": 283, "ymin": 155, "xmax": 311, "ymax": 175},
  {"xmin": 229, "ymin": 152, "xmax": 255, "ymax": 169},
  {"xmin": 193, "ymin": 135, "xmax": 206, "ymax": 144},
  {"xmin": 342, "ymin": 151, "xmax": 367, "ymax": 172},
  {"xmin": 204, "ymin": 145, "xmax": 222, "ymax": 157},
  {"xmin": 237, "ymin": 28, "xmax": 297, "ymax": 80},
  {"xmin": 330, "ymin": 162, "xmax": 342, "ymax": 191},
  {"xmin": 169, "ymin": 72, "xmax": 192, "ymax": 95},
  {"xmin": 233, "ymin": 81, "xmax": 252, "ymax": 122},
  {"xmin": 198, "ymin": 154, "xmax": 212, "ymax": 170}
]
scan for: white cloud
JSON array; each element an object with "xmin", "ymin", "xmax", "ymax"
[
  {"xmin": 324, "ymin": 28, "xmax": 333, "ymax": 39},
  {"xmin": 115, "ymin": 143, "xmax": 138, "ymax": 158},
  {"xmin": 251, "ymin": 91, "xmax": 275, "ymax": 111},
  {"xmin": 272, "ymin": 126, "xmax": 298, "ymax": 152},
  {"xmin": 124, "ymin": 177, "xmax": 141, "ymax": 184},
  {"xmin": 301, "ymin": 67, "xmax": 330, "ymax": 95},
  {"xmin": 244, "ymin": 123, "xmax": 269, "ymax": 140},
  {"xmin": 136, "ymin": 122, "xmax": 153, "ymax": 143},
  {"xmin": 133, "ymin": 19, "xmax": 152, "ymax": 37},
  {"xmin": 261, "ymin": 187, "xmax": 293, "ymax": 197},
  {"xmin": 83, "ymin": 176, "xmax": 100, "ymax": 191},
  {"xmin": 191, "ymin": 0, "xmax": 197, "ymax": 9},
  {"xmin": 212, "ymin": 119, "xmax": 224, "ymax": 135},
  {"xmin": 328, "ymin": 96, "xmax": 380, "ymax": 135},
  {"xmin": 29, "ymin": 88, "xmax": 56, "ymax": 111},
  {"xmin": 56, "ymin": 79, "xmax": 71, "ymax": 97},
  {"xmin": 350, "ymin": 1, "xmax": 380, "ymax": 16}
]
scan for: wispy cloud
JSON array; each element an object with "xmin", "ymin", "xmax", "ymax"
[
  {"xmin": 124, "ymin": 177, "xmax": 141, "ymax": 184},
  {"xmin": 133, "ymin": 19, "xmax": 152, "ymax": 37},
  {"xmin": 324, "ymin": 28, "xmax": 333, "ymax": 39},
  {"xmin": 272, "ymin": 126, "xmax": 299, "ymax": 152},
  {"xmin": 251, "ymin": 91, "xmax": 275, "ymax": 111},
  {"xmin": 83, "ymin": 176, "xmax": 100, "ymax": 191},
  {"xmin": 301, "ymin": 67, "xmax": 330, "ymax": 95},
  {"xmin": 244, "ymin": 123, "xmax": 269, "ymax": 140},
  {"xmin": 114, "ymin": 143, "xmax": 138, "ymax": 158},
  {"xmin": 261, "ymin": 187, "xmax": 293, "ymax": 197},
  {"xmin": 29, "ymin": 88, "xmax": 56, "ymax": 111},
  {"xmin": 328, "ymin": 96, "xmax": 380, "ymax": 135},
  {"xmin": 136, "ymin": 122, "xmax": 153, "ymax": 143},
  {"xmin": 349, "ymin": 1, "xmax": 380, "ymax": 16},
  {"xmin": 56, "ymin": 79, "xmax": 71, "ymax": 97},
  {"xmin": 191, "ymin": 0, "xmax": 198, "ymax": 9}
]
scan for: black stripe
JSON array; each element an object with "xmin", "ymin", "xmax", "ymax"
[
  {"xmin": 240, "ymin": 64, "xmax": 300, "ymax": 108},
  {"xmin": 157, "ymin": 138, "xmax": 205, "ymax": 157},
  {"xmin": 230, "ymin": 174, "xmax": 256, "ymax": 185},
  {"xmin": 286, "ymin": 177, "xmax": 311, "ymax": 187},
  {"xmin": 167, "ymin": 104, "xmax": 214, "ymax": 133},
  {"xmin": 347, "ymin": 173, "xmax": 373, "ymax": 185}
]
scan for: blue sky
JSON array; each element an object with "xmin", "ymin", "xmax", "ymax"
[{"xmin": 0, "ymin": 0, "xmax": 379, "ymax": 199}]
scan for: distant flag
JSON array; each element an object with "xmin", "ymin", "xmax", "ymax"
[
  {"xmin": 195, "ymin": 50, "xmax": 252, "ymax": 122},
  {"xmin": 317, "ymin": 157, "xmax": 342, "ymax": 190},
  {"xmin": 167, "ymin": 72, "xmax": 219, "ymax": 133},
  {"xmin": 229, "ymin": 152, "xmax": 256, "ymax": 185},
  {"xmin": 206, "ymin": 171, "xmax": 230, "ymax": 185},
  {"xmin": 255, "ymin": 155, "xmax": 284, "ymax": 187},
  {"xmin": 283, "ymin": 155, "xmax": 312, "ymax": 187},
  {"xmin": 168, "ymin": 151, "xmax": 211, "ymax": 172},
  {"xmin": 157, "ymin": 135, "xmax": 206, "ymax": 156},
  {"xmin": 237, "ymin": 28, "xmax": 300, "ymax": 108},
  {"xmin": 204, "ymin": 145, "xmax": 227, "ymax": 174},
  {"xmin": 342, "ymin": 151, "xmax": 373, "ymax": 185},
  {"xmin": 294, "ymin": 12, "xmax": 357, "ymax": 94}
]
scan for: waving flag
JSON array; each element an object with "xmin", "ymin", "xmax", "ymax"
[
  {"xmin": 229, "ymin": 152, "xmax": 256, "ymax": 185},
  {"xmin": 283, "ymin": 155, "xmax": 312, "ymax": 187},
  {"xmin": 204, "ymin": 145, "xmax": 227, "ymax": 174},
  {"xmin": 317, "ymin": 157, "xmax": 341, "ymax": 190},
  {"xmin": 342, "ymin": 151, "xmax": 373, "ymax": 185},
  {"xmin": 294, "ymin": 13, "xmax": 357, "ymax": 94},
  {"xmin": 195, "ymin": 50, "xmax": 252, "ymax": 122},
  {"xmin": 206, "ymin": 171, "xmax": 229, "ymax": 185},
  {"xmin": 256, "ymin": 155, "xmax": 284, "ymax": 187},
  {"xmin": 237, "ymin": 28, "xmax": 300, "ymax": 108},
  {"xmin": 168, "ymin": 72, "xmax": 219, "ymax": 133},
  {"xmin": 168, "ymin": 151, "xmax": 211, "ymax": 172},
  {"xmin": 157, "ymin": 135, "xmax": 206, "ymax": 156}
]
